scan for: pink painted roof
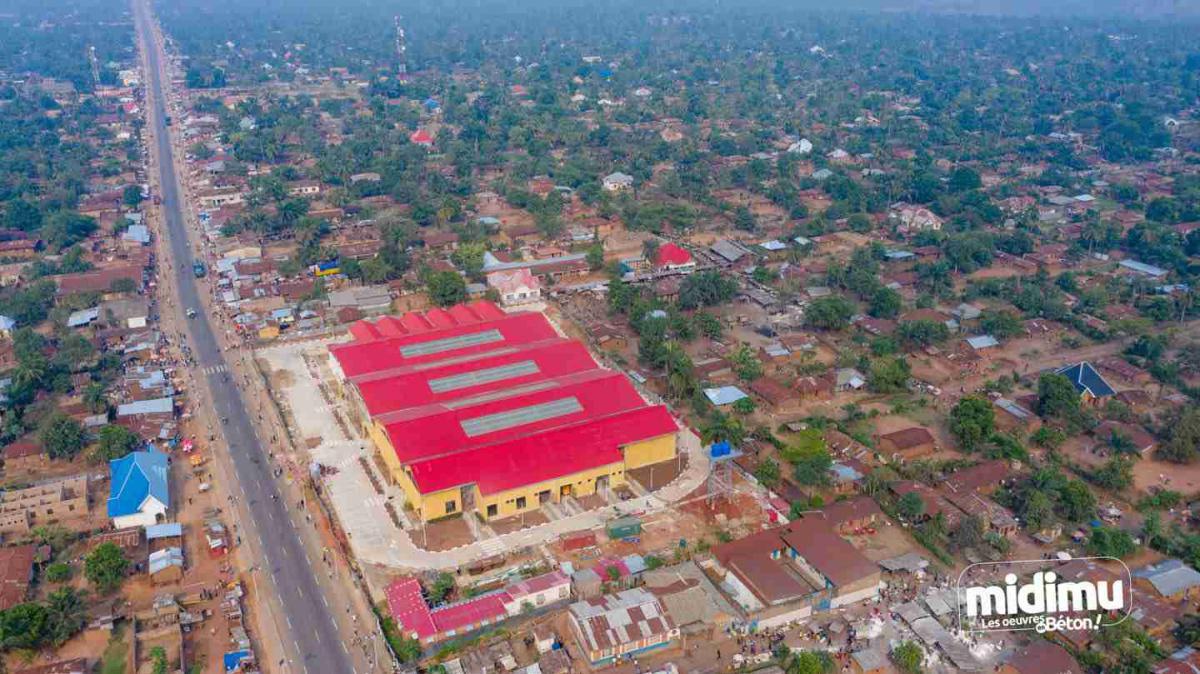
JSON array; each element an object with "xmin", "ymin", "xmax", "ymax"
[
  {"xmin": 384, "ymin": 577, "xmax": 436, "ymax": 639},
  {"xmin": 430, "ymin": 593, "xmax": 509, "ymax": 634}
]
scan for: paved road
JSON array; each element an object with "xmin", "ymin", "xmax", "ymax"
[{"xmin": 133, "ymin": 3, "xmax": 356, "ymax": 673}]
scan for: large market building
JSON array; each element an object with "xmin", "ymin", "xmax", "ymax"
[{"xmin": 328, "ymin": 301, "xmax": 679, "ymax": 523}]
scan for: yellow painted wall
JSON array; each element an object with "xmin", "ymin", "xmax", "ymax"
[
  {"xmin": 477, "ymin": 461, "xmax": 626, "ymax": 521},
  {"xmin": 411, "ymin": 484, "xmax": 467, "ymax": 521},
  {"xmin": 622, "ymin": 433, "xmax": 677, "ymax": 470},
  {"xmin": 369, "ymin": 421, "xmax": 404, "ymax": 484},
  {"xmin": 367, "ymin": 415, "xmax": 678, "ymax": 522}
]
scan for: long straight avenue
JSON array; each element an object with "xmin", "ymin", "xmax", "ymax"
[{"xmin": 133, "ymin": 1, "xmax": 357, "ymax": 672}]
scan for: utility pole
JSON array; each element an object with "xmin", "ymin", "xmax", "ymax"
[
  {"xmin": 393, "ymin": 16, "xmax": 408, "ymax": 80},
  {"xmin": 88, "ymin": 45, "xmax": 101, "ymax": 88}
]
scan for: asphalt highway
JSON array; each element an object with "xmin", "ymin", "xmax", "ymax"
[{"xmin": 134, "ymin": 3, "xmax": 356, "ymax": 672}]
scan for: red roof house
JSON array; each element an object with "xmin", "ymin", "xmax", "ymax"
[
  {"xmin": 654, "ymin": 242, "xmax": 695, "ymax": 271},
  {"xmin": 409, "ymin": 129, "xmax": 434, "ymax": 146}
]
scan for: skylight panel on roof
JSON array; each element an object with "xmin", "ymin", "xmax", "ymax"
[
  {"xmin": 428, "ymin": 360, "xmax": 540, "ymax": 394},
  {"xmin": 460, "ymin": 396, "xmax": 582, "ymax": 437},
  {"xmin": 398, "ymin": 329, "xmax": 504, "ymax": 358},
  {"xmin": 442, "ymin": 380, "xmax": 558, "ymax": 409}
]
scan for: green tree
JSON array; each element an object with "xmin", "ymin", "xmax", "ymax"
[
  {"xmin": 45, "ymin": 562, "xmax": 71, "ymax": 583},
  {"xmin": 805, "ymin": 296, "xmax": 854, "ymax": 330},
  {"xmin": 754, "ymin": 458, "xmax": 781, "ymax": 487},
  {"xmin": 897, "ymin": 319, "xmax": 950, "ymax": 347},
  {"xmin": 678, "ymin": 270, "xmax": 737, "ymax": 310},
  {"xmin": 867, "ymin": 356, "xmax": 910, "ymax": 393},
  {"xmin": 1158, "ymin": 407, "xmax": 1200, "ymax": 464},
  {"xmin": 892, "ymin": 641, "xmax": 925, "ymax": 674},
  {"xmin": 1035, "ymin": 373, "xmax": 1080, "ymax": 420},
  {"xmin": 700, "ymin": 412, "xmax": 745, "ymax": 447},
  {"xmin": 869, "ymin": 287, "xmax": 902, "ymax": 319},
  {"xmin": 449, "ymin": 242, "xmax": 487, "ymax": 279},
  {"xmin": 729, "ymin": 343, "xmax": 763, "ymax": 381},
  {"xmin": 1087, "ymin": 527, "xmax": 1137, "ymax": 558},
  {"xmin": 949, "ymin": 397, "xmax": 995, "ymax": 452},
  {"xmin": 586, "ymin": 242, "xmax": 605, "ymax": 270},
  {"xmin": 1022, "ymin": 490, "xmax": 1056, "ymax": 531},
  {"xmin": 1092, "ymin": 456, "xmax": 1133, "ymax": 491},
  {"xmin": 94, "ymin": 425, "xmax": 141, "ymax": 462},
  {"xmin": 0, "ymin": 602, "xmax": 49, "ymax": 650},
  {"xmin": 979, "ymin": 311, "xmax": 1024, "ymax": 341},
  {"xmin": 150, "ymin": 646, "xmax": 168, "ymax": 674},
  {"xmin": 39, "ymin": 413, "xmax": 86, "ymax": 460},
  {"xmin": 950, "ymin": 515, "xmax": 985, "ymax": 549},
  {"xmin": 693, "ymin": 312, "xmax": 723, "ymax": 339},
  {"xmin": 46, "ymin": 586, "xmax": 87, "ymax": 647},
  {"xmin": 782, "ymin": 650, "xmax": 835, "ymax": 674},
  {"xmin": 425, "ymin": 270, "xmax": 467, "ymax": 307},
  {"xmin": 897, "ymin": 492, "xmax": 926, "ymax": 520},
  {"xmin": 122, "ymin": 185, "xmax": 145, "ymax": 208},
  {"xmin": 1059, "ymin": 481, "xmax": 1098, "ymax": 522},
  {"xmin": 1031, "ymin": 427, "xmax": 1066, "ymax": 449},
  {"xmin": 428, "ymin": 572, "xmax": 455, "ymax": 605},
  {"xmin": 786, "ymin": 445, "xmax": 832, "ymax": 488},
  {"xmin": 85, "ymin": 542, "xmax": 129, "ymax": 593},
  {"xmin": 734, "ymin": 205, "xmax": 757, "ymax": 232}
]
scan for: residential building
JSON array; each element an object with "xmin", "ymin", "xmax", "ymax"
[
  {"xmin": 711, "ymin": 517, "xmax": 882, "ymax": 628},
  {"xmin": 602, "ymin": 172, "xmax": 634, "ymax": 192},
  {"xmin": 0, "ymin": 545, "xmax": 34, "ymax": 611},
  {"xmin": 1055, "ymin": 361, "xmax": 1116, "ymax": 403},
  {"xmin": 890, "ymin": 204, "xmax": 944, "ymax": 233},
  {"xmin": 654, "ymin": 243, "xmax": 696, "ymax": 273},
  {"xmin": 1133, "ymin": 559, "xmax": 1200, "ymax": 603},
  {"xmin": 386, "ymin": 570, "xmax": 571, "ymax": 646},
  {"xmin": 568, "ymin": 588, "xmax": 678, "ymax": 665},
  {"xmin": 107, "ymin": 450, "xmax": 170, "ymax": 529},
  {"xmin": 2, "ymin": 440, "xmax": 49, "ymax": 473},
  {"xmin": 327, "ymin": 285, "xmax": 393, "ymax": 316},
  {"xmin": 486, "ymin": 268, "xmax": 542, "ymax": 307},
  {"xmin": 876, "ymin": 427, "xmax": 937, "ymax": 461},
  {"xmin": 998, "ymin": 640, "xmax": 1082, "ymax": 674},
  {"xmin": 0, "ymin": 474, "xmax": 90, "ymax": 534},
  {"xmin": 148, "ymin": 547, "xmax": 184, "ymax": 584}
]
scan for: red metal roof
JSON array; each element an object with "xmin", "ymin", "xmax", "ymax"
[
  {"xmin": 406, "ymin": 405, "xmax": 677, "ymax": 495},
  {"xmin": 356, "ymin": 338, "xmax": 596, "ymax": 417},
  {"xmin": 345, "ymin": 301, "xmax": 506, "ymax": 343},
  {"xmin": 381, "ymin": 369, "xmax": 646, "ymax": 463},
  {"xmin": 410, "ymin": 129, "xmax": 434, "ymax": 145},
  {"xmin": 331, "ymin": 310, "xmax": 556, "ymax": 379},
  {"xmin": 655, "ymin": 242, "xmax": 693, "ymax": 267},
  {"xmin": 384, "ymin": 577, "xmax": 436, "ymax": 640},
  {"xmin": 430, "ymin": 593, "xmax": 509, "ymax": 634}
]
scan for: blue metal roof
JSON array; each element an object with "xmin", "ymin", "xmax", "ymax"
[
  {"xmin": 116, "ymin": 396, "xmax": 174, "ymax": 417},
  {"xmin": 67, "ymin": 307, "xmax": 101, "ymax": 327},
  {"xmin": 703, "ymin": 386, "xmax": 748, "ymax": 406},
  {"xmin": 145, "ymin": 522, "xmax": 182, "ymax": 540},
  {"xmin": 1119, "ymin": 259, "xmax": 1168, "ymax": 278},
  {"xmin": 1054, "ymin": 361, "xmax": 1116, "ymax": 398},
  {"xmin": 107, "ymin": 450, "xmax": 170, "ymax": 517},
  {"xmin": 148, "ymin": 547, "xmax": 183, "ymax": 574},
  {"xmin": 223, "ymin": 650, "xmax": 253, "ymax": 673},
  {"xmin": 1133, "ymin": 559, "xmax": 1200, "ymax": 597}
]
